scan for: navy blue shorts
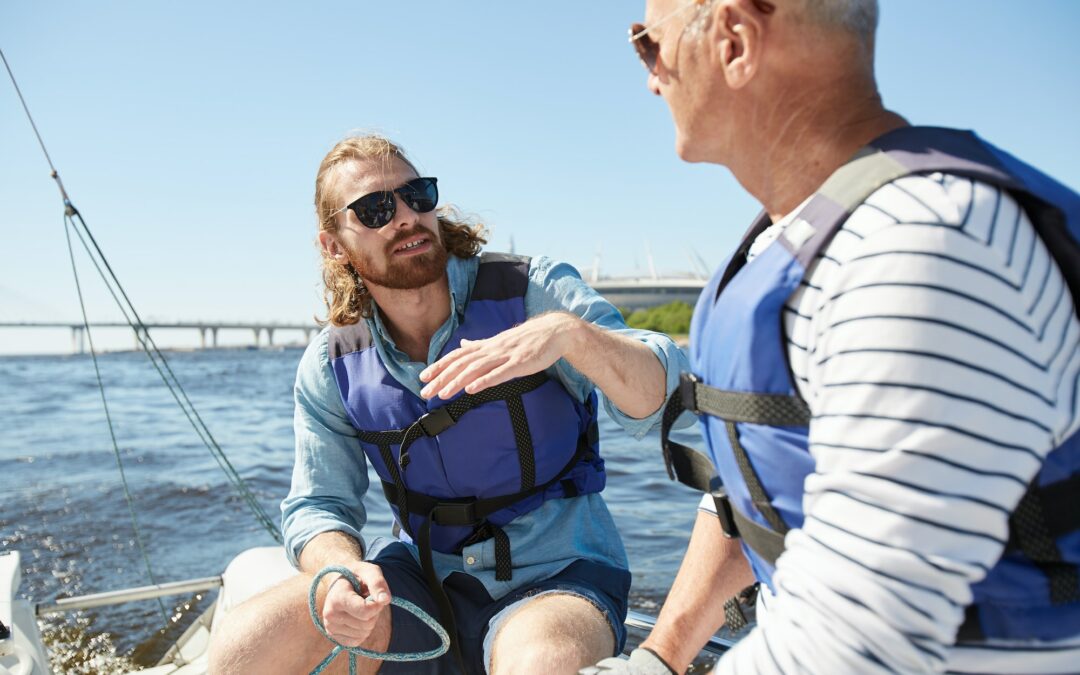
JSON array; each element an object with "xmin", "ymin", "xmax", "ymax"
[{"xmin": 366, "ymin": 538, "xmax": 630, "ymax": 674}]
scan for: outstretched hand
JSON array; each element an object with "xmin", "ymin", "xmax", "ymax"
[{"xmin": 419, "ymin": 313, "xmax": 579, "ymax": 400}]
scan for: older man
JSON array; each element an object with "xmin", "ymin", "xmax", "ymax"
[
  {"xmin": 208, "ymin": 135, "xmax": 689, "ymax": 674},
  {"xmin": 587, "ymin": 1, "xmax": 1080, "ymax": 673}
]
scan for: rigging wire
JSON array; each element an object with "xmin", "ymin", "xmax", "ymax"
[
  {"xmin": 62, "ymin": 214, "xmax": 171, "ymax": 631},
  {"xmin": 1, "ymin": 47, "xmax": 281, "ymax": 550},
  {"xmin": 63, "ymin": 213, "xmax": 280, "ymax": 538},
  {"xmin": 1, "ymin": 46, "xmax": 58, "ymax": 175}
]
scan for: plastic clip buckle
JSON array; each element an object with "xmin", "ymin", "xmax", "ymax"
[
  {"xmin": 678, "ymin": 372, "xmax": 700, "ymax": 414},
  {"xmin": 418, "ymin": 407, "xmax": 455, "ymax": 437},
  {"xmin": 432, "ymin": 501, "xmax": 479, "ymax": 527},
  {"xmin": 711, "ymin": 487, "xmax": 740, "ymax": 539}
]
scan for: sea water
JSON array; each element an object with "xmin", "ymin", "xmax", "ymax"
[{"xmin": 0, "ymin": 348, "xmax": 708, "ymax": 671}]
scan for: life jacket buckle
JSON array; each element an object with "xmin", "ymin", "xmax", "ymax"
[
  {"xmin": 418, "ymin": 406, "xmax": 455, "ymax": 437},
  {"xmin": 678, "ymin": 372, "xmax": 700, "ymax": 415},
  {"xmin": 431, "ymin": 501, "xmax": 479, "ymax": 527},
  {"xmin": 711, "ymin": 486, "xmax": 740, "ymax": 539}
]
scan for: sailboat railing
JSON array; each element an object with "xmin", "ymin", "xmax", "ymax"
[{"xmin": 35, "ymin": 577, "xmax": 223, "ymax": 616}]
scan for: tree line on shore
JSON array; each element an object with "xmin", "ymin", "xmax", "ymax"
[{"xmin": 620, "ymin": 301, "xmax": 693, "ymax": 337}]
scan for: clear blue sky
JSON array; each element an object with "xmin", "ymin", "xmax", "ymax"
[{"xmin": 2, "ymin": 1, "xmax": 1078, "ymax": 353}]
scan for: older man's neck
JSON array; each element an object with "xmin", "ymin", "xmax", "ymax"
[
  {"xmin": 740, "ymin": 84, "xmax": 907, "ymax": 224},
  {"xmin": 370, "ymin": 278, "xmax": 451, "ymax": 363}
]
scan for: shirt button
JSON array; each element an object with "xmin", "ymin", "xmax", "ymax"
[{"xmin": 466, "ymin": 556, "xmax": 476, "ymax": 565}]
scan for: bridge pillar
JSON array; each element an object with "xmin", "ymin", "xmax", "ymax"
[
  {"xmin": 252, "ymin": 328, "xmax": 260, "ymax": 348},
  {"xmin": 72, "ymin": 327, "xmax": 85, "ymax": 354},
  {"xmin": 212, "ymin": 327, "xmax": 219, "ymax": 348},
  {"xmin": 199, "ymin": 327, "xmax": 207, "ymax": 350},
  {"xmin": 266, "ymin": 328, "xmax": 274, "ymax": 347},
  {"xmin": 304, "ymin": 328, "xmax": 312, "ymax": 344}
]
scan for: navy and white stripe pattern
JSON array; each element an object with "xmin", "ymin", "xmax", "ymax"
[{"xmin": 712, "ymin": 173, "xmax": 1080, "ymax": 674}]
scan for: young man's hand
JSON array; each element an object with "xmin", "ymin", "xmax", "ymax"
[
  {"xmin": 320, "ymin": 561, "xmax": 392, "ymax": 647},
  {"xmin": 419, "ymin": 312, "xmax": 576, "ymax": 400}
]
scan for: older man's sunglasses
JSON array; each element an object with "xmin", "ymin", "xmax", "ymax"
[
  {"xmin": 629, "ymin": 0, "xmax": 705, "ymax": 72},
  {"xmin": 629, "ymin": 0, "xmax": 774, "ymax": 73},
  {"xmin": 337, "ymin": 177, "xmax": 439, "ymax": 229}
]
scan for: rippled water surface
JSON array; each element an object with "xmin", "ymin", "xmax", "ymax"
[{"xmin": 0, "ymin": 348, "xmax": 711, "ymax": 671}]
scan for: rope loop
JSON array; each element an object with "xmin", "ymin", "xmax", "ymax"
[{"xmin": 307, "ymin": 565, "xmax": 450, "ymax": 674}]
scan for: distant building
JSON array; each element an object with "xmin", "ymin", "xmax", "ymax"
[{"xmin": 588, "ymin": 276, "xmax": 706, "ymax": 312}]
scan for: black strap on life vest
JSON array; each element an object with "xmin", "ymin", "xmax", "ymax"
[
  {"xmin": 723, "ymin": 583, "xmax": 760, "ymax": 632},
  {"xmin": 357, "ymin": 372, "xmax": 600, "ymax": 668},
  {"xmin": 663, "ymin": 370, "xmax": 1080, "ymax": 641},
  {"xmin": 660, "ymin": 372, "xmax": 807, "ymax": 565}
]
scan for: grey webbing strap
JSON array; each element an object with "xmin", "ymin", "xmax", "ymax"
[
  {"xmin": 690, "ymin": 379, "xmax": 811, "ymax": 427},
  {"xmin": 722, "ymin": 583, "xmax": 760, "ymax": 632},
  {"xmin": 668, "ymin": 442, "xmax": 717, "ymax": 494},
  {"xmin": 728, "ymin": 496, "xmax": 788, "ymax": 565},
  {"xmin": 725, "ymin": 421, "xmax": 790, "ymax": 535},
  {"xmin": 661, "ymin": 374, "xmax": 799, "ymax": 543},
  {"xmin": 723, "ymin": 596, "xmax": 749, "ymax": 632},
  {"xmin": 816, "ymin": 146, "xmax": 911, "ymax": 213},
  {"xmin": 660, "ymin": 389, "xmax": 696, "ymax": 484},
  {"xmin": 680, "ymin": 374, "xmax": 803, "ymax": 535}
]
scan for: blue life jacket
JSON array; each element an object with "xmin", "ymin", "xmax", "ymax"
[
  {"xmin": 328, "ymin": 252, "xmax": 604, "ymax": 582},
  {"xmin": 662, "ymin": 127, "xmax": 1080, "ymax": 641}
]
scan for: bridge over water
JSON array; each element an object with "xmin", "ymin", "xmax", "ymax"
[
  {"xmin": 0, "ymin": 321, "xmax": 318, "ymax": 353},
  {"xmin": 2, "ymin": 279, "xmax": 706, "ymax": 353}
]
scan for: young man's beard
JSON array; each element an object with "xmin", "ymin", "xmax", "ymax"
[{"xmin": 348, "ymin": 226, "xmax": 449, "ymax": 290}]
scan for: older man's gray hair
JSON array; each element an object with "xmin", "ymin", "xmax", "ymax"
[{"xmin": 690, "ymin": 0, "xmax": 879, "ymax": 46}]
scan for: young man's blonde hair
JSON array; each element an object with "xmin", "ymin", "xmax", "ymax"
[{"xmin": 314, "ymin": 135, "xmax": 487, "ymax": 326}]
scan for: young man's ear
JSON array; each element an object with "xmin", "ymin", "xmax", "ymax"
[{"xmin": 318, "ymin": 230, "xmax": 348, "ymax": 265}]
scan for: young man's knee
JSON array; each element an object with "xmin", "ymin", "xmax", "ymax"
[
  {"xmin": 490, "ymin": 593, "xmax": 615, "ymax": 674},
  {"xmin": 206, "ymin": 575, "xmax": 325, "ymax": 674}
]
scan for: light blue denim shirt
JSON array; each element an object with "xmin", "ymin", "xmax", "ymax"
[{"xmin": 281, "ymin": 254, "xmax": 688, "ymax": 599}]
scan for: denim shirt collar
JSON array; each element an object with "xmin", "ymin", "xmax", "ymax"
[{"xmin": 365, "ymin": 254, "xmax": 480, "ymax": 368}]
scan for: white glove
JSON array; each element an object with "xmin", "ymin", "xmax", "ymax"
[{"xmin": 579, "ymin": 647, "xmax": 678, "ymax": 675}]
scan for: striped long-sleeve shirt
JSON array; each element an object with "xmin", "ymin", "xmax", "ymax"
[{"xmin": 711, "ymin": 172, "xmax": 1080, "ymax": 674}]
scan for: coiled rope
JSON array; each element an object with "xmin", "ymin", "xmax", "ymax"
[{"xmin": 307, "ymin": 566, "xmax": 450, "ymax": 674}]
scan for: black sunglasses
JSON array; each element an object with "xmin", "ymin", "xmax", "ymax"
[{"xmin": 338, "ymin": 177, "xmax": 439, "ymax": 229}]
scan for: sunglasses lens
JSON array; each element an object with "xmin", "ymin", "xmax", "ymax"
[
  {"xmin": 345, "ymin": 178, "xmax": 438, "ymax": 228},
  {"xmin": 629, "ymin": 23, "xmax": 659, "ymax": 72},
  {"xmin": 637, "ymin": 36, "xmax": 658, "ymax": 72},
  {"xmin": 400, "ymin": 177, "xmax": 439, "ymax": 213},
  {"xmin": 351, "ymin": 192, "xmax": 395, "ymax": 229}
]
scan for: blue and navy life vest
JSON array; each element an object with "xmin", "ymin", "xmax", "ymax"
[
  {"xmin": 328, "ymin": 252, "xmax": 605, "ymax": 583},
  {"xmin": 661, "ymin": 126, "xmax": 1080, "ymax": 641}
]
